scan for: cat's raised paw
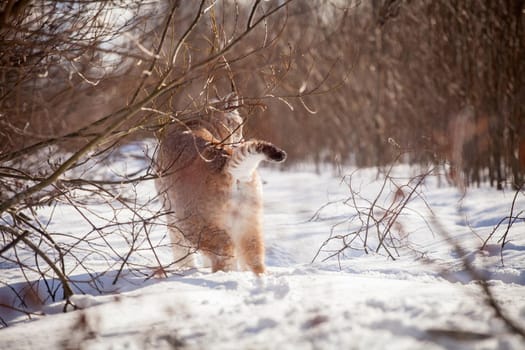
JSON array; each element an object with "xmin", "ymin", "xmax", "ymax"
[{"xmin": 258, "ymin": 143, "xmax": 287, "ymax": 162}]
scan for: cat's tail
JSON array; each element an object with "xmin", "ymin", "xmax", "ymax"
[{"xmin": 227, "ymin": 140, "xmax": 286, "ymax": 182}]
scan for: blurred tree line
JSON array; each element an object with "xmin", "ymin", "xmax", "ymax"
[
  {"xmin": 1, "ymin": 0, "xmax": 524, "ymax": 191},
  {"xmin": 249, "ymin": 0, "xmax": 524, "ymax": 189}
]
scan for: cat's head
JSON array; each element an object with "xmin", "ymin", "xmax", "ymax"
[{"xmin": 207, "ymin": 93, "xmax": 244, "ymax": 144}]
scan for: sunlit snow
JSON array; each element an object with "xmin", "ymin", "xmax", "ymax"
[{"xmin": 1, "ymin": 144, "xmax": 524, "ymax": 349}]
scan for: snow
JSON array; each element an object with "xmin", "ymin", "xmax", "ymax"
[{"xmin": 1, "ymin": 144, "xmax": 524, "ymax": 349}]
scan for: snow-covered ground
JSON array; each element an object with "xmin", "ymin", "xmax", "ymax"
[{"xmin": 1, "ymin": 148, "xmax": 524, "ymax": 349}]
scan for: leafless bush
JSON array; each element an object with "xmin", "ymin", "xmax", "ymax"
[
  {"xmin": 0, "ymin": 0, "xmax": 306, "ymax": 326},
  {"xmin": 311, "ymin": 149, "xmax": 436, "ymax": 264},
  {"xmin": 313, "ymin": 151, "xmax": 525, "ymax": 340},
  {"xmin": 481, "ymin": 185, "xmax": 525, "ymax": 264},
  {"xmin": 0, "ymin": 0, "xmax": 158, "ymax": 154}
]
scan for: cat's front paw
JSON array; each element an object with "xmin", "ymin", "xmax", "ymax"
[{"xmin": 258, "ymin": 143, "xmax": 287, "ymax": 162}]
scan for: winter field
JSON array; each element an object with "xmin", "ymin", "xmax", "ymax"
[{"xmin": 1, "ymin": 144, "xmax": 524, "ymax": 350}]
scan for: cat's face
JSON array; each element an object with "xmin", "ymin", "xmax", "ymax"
[
  {"xmin": 218, "ymin": 108, "xmax": 244, "ymax": 144},
  {"xmin": 208, "ymin": 95, "xmax": 244, "ymax": 144}
]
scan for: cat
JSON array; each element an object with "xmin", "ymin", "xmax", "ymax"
[{"xmin": 154, "ymin": 97, "xmax": 286, "ymax": 274}]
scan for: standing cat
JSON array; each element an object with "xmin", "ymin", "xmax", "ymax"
[{"xmin": 154, "ymin": 99, "xmax": 286, "ymax": 274}]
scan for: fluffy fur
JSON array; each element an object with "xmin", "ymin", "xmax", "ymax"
[{"xmin": 154, "ymin": 103, "xmax": 286, "ymax": 274}]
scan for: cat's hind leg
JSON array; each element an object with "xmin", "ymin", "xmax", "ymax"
[
  {"xmin": 197, "ymin": 226, "xmax": 236, "ymax": 272},
  {"xmin": 237, "ymin": 228, "xmax": 265, "ymax": 275}
]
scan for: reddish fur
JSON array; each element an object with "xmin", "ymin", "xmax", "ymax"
[{"xmin": 155, "ymin": 120, "xmax": 268, "ymax": 274}]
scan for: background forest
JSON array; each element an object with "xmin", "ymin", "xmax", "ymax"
[{"xmin": 2, "ymin": 0, "xmax": 524, "ymax": 190}]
